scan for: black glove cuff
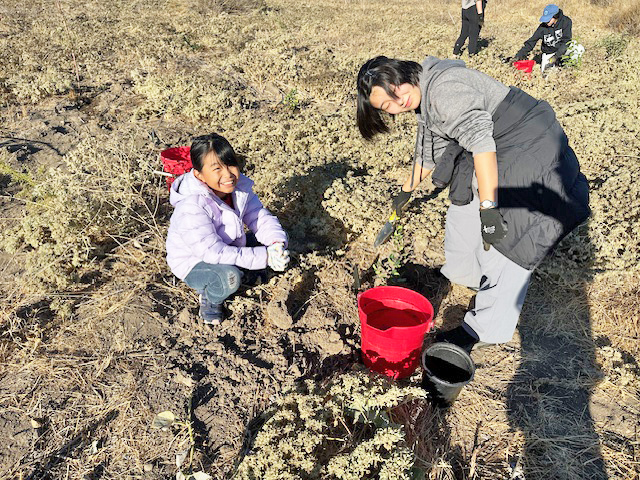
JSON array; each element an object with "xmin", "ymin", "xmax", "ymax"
[
  {"xmin": 479, "ymin": 207, "xmax": 501, "ymax": 221},
  {"xmin": 392, "ymin": 189, "xmax": 412, "ymax": 213},
  {"xmin": 480, "ymin": 208, "xmax": 508, "ymax": 244}
]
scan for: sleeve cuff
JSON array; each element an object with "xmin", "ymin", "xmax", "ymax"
[
  {"xmin": 470, "ymin": 136, "xmax": 497, "ymax": 156},
  {"xmin": 419, "ymin": 158, "xmax": 436, "ymax": 170}
]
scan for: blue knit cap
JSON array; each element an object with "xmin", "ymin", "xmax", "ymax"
[{"xmin": 540, "ymin": 4, "xmax": 560, "ymax": 23}]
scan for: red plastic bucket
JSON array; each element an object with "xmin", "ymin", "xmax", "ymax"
[
  {"xmin": 513, "ymin": 60, "xmax": 535, "ymax": 74},
  {"xmin": 358, "ymin": 286, "xmax": 435, "ymax": 379},
  {"xmin": 160, "ymin": 146, "xmax": 192, "ymax": 189}
]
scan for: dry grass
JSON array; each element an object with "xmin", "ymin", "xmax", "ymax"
[
  {"xmin": 587, "ymin": 0, "xmax": 640, "ymax": 37},
  {"xmin": 608, "ymin": 3, "xmax": 640, "ymax": 37},
  {"xmin": 1, "ymin": 0, "xmax": 639, "ymax": 478}
]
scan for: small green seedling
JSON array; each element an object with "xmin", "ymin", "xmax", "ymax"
[
  {"xmin": 596, "ymin": 33, "xmax": 629, "ymax": 58},
  {"xmin": 283, "ymin": 88, "xmax": 299, "ymax": 110},
  {"xmin": 373, "ymin": 226, "xmax": 408, "ymax": 283},
  {"xmin": 561, "ymin": 40, "xmax": 585, "ymax": 68}
]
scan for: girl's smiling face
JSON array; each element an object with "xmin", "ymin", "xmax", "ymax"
[
  {"xmin": 369, "ymin": 83, "xmax": 421, "ymax": 114},
  {"xmin": 194, "ymin": 151, "xmax": 240, "ymax": 198}
]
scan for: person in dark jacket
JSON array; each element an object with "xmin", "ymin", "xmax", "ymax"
[
  {"xmin": 356, "ymin": 56, "xmax": 590, "ymax": 353},
  {"xmin": 453, "ymin": 0, "xmax": 487, "ymax": 56},
  {"xmin": 514, "ymin": 4, "xmax": 572, "ymax": 67}
]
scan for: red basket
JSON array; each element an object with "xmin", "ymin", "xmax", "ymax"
[
  {"xmin": 513, "ymin": 60, "xmax": 535, "ymax": 74},
  {"xmin": 160, "ymin": 146, "xmax": 192, "ymax": 189}
]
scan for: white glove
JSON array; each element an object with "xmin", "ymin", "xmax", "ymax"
[{"xmin": 267, "ymin": 243, "xmax": 290, "ymax": 271}]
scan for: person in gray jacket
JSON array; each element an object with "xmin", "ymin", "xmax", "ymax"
[{"xmin": 356, "ymin": 56, "xmax": 590, "ymax": 353}]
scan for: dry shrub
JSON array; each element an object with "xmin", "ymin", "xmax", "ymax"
[
  {"xmin": 234, "ymin": 371, "xmax": 427, "ymax": 479},
  {"xmin": 0, "ymin": 132, "xmax": 164, "ymax": 290},
  {"xmin": 198, "ymin": 0, "xmax": 266, "ymax": 14},
  {"xmin": 0, "ymin": 0, "xmax": 266, "ymax": 106},
  {"xmin": 131, "ymin": 65, "xmax": 254, "ymax": 122},
  {"xmin": 608, "ymin": 3, "xmax": 640, "ymax": 37},
  {"xmin": 596, "ymin": 33, "xmax": 630, "ymax": 58},
  {"xmin": 0, "ymin": 150, "xmax": 34, "ymax": 187}
]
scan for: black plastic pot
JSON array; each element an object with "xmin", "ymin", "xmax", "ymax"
[{"xmin": 420, "ymin": 342, "xmax": 475, "ymax": 407}]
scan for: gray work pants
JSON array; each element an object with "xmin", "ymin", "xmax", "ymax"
[{"xmin": 440, "ymin": 195, "xmax": 532, "ymax": 344}]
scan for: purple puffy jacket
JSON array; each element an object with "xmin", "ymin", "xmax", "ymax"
[{"xmin": 166, "ymin": 171, "xmax": 288, "ymax": 280}]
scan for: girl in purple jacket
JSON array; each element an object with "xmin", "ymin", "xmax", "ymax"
[{"xmin": 166, "ymin": 133, "xmax": 290, "ymax": 325}]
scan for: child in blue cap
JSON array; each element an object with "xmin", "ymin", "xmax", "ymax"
[{"xmin": 513, "ymin": 4, "xmax": 572, "ymax": 68}]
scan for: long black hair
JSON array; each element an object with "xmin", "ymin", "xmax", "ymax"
[
  {"xmin": 356, "ymin": 56, "xmax": 422, "ymax": 140},
  {"xmin": 190, "ymin": 133, "xmax": 240, "ymax": 172}
]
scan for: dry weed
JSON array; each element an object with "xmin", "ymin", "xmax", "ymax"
[
  {"xmin": 0, "ymin": 130, "xmax": 166, "ymax": 291},
  {"xmin": 234, "ymin": 371, "xmax": 426, "ymax": 479},
  {"xmin": 608, "ymin": 3, "xmax": 640, "ymax": 37}
]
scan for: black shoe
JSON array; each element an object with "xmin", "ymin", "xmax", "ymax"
[{"xmin": 434, "ymin": 326, "xmax": 478, "ymax": 354}]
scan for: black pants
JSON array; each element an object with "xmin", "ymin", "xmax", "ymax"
[{"xmin": 454, "ymin": 6, "xmax": 481, "ymax": 55}]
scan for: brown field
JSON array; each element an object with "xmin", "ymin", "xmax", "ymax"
[{"xmin": 1, "ymin": 0, "xmax": 638, "ymax": 478}]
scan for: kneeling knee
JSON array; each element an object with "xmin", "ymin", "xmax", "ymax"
[{"xmin": 225, "ymin": 267, "xmax": 242, "ymax": 294}]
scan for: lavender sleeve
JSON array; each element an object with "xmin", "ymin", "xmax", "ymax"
[{"xmin": 242, "ymin": 193, "xmax": 288, "ymax": 247}]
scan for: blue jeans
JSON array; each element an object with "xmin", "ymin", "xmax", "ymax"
[{"xmin": 184, "ymin": 263, "xmax": 241, "ymax": 305}]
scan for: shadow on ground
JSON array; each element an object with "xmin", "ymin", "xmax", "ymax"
[
  {"xmin": 506, "ymin": 221, "xmax": 607, "ymax": 478},
  {"xmin": 275, "ymin": 162, "xmax": 364, "ymax": 253}
]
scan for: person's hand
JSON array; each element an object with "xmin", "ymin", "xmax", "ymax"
[
  {"xmin": 267, "ymin": 243, "xmax": 290, "ymax": 271},
  {"xmin": 480, "ymin": 208, "xmax": 508, "ymax": 246},
  {"xmin": 391, "ymin": 189, "xmax": 411, "ymax": 216},
  {"xmin": 478, "ymin": 11, "xmax": 485, "ymax": 27}
]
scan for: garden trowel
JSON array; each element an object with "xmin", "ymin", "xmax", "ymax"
[
  {"xmin": 375, "ymin": 151, "xmax": 418, "ymax": 247},
  {"xmin": 373, "ymin": 209, "xmax": 401, "ymax": 247}
]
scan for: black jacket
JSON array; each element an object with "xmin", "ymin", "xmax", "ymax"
[
  {"xmin": 515, "ymin": 10, "xmax": 572, "ymax": 59},
  {"xmin": 432, "ymin": 143, "xmax": 474, "ymax": 206},
  {"xmin": 431, "ymin": 87, "xmax": 590, "ymax": 270}
]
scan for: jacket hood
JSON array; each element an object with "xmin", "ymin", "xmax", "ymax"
[
  {"xmin": 418, "ymin": 56, "xmax": 466, "ymax": 115},
  {"xmin": 169, "ymin": 171, "xmax": 254, "ymax": 207}
]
